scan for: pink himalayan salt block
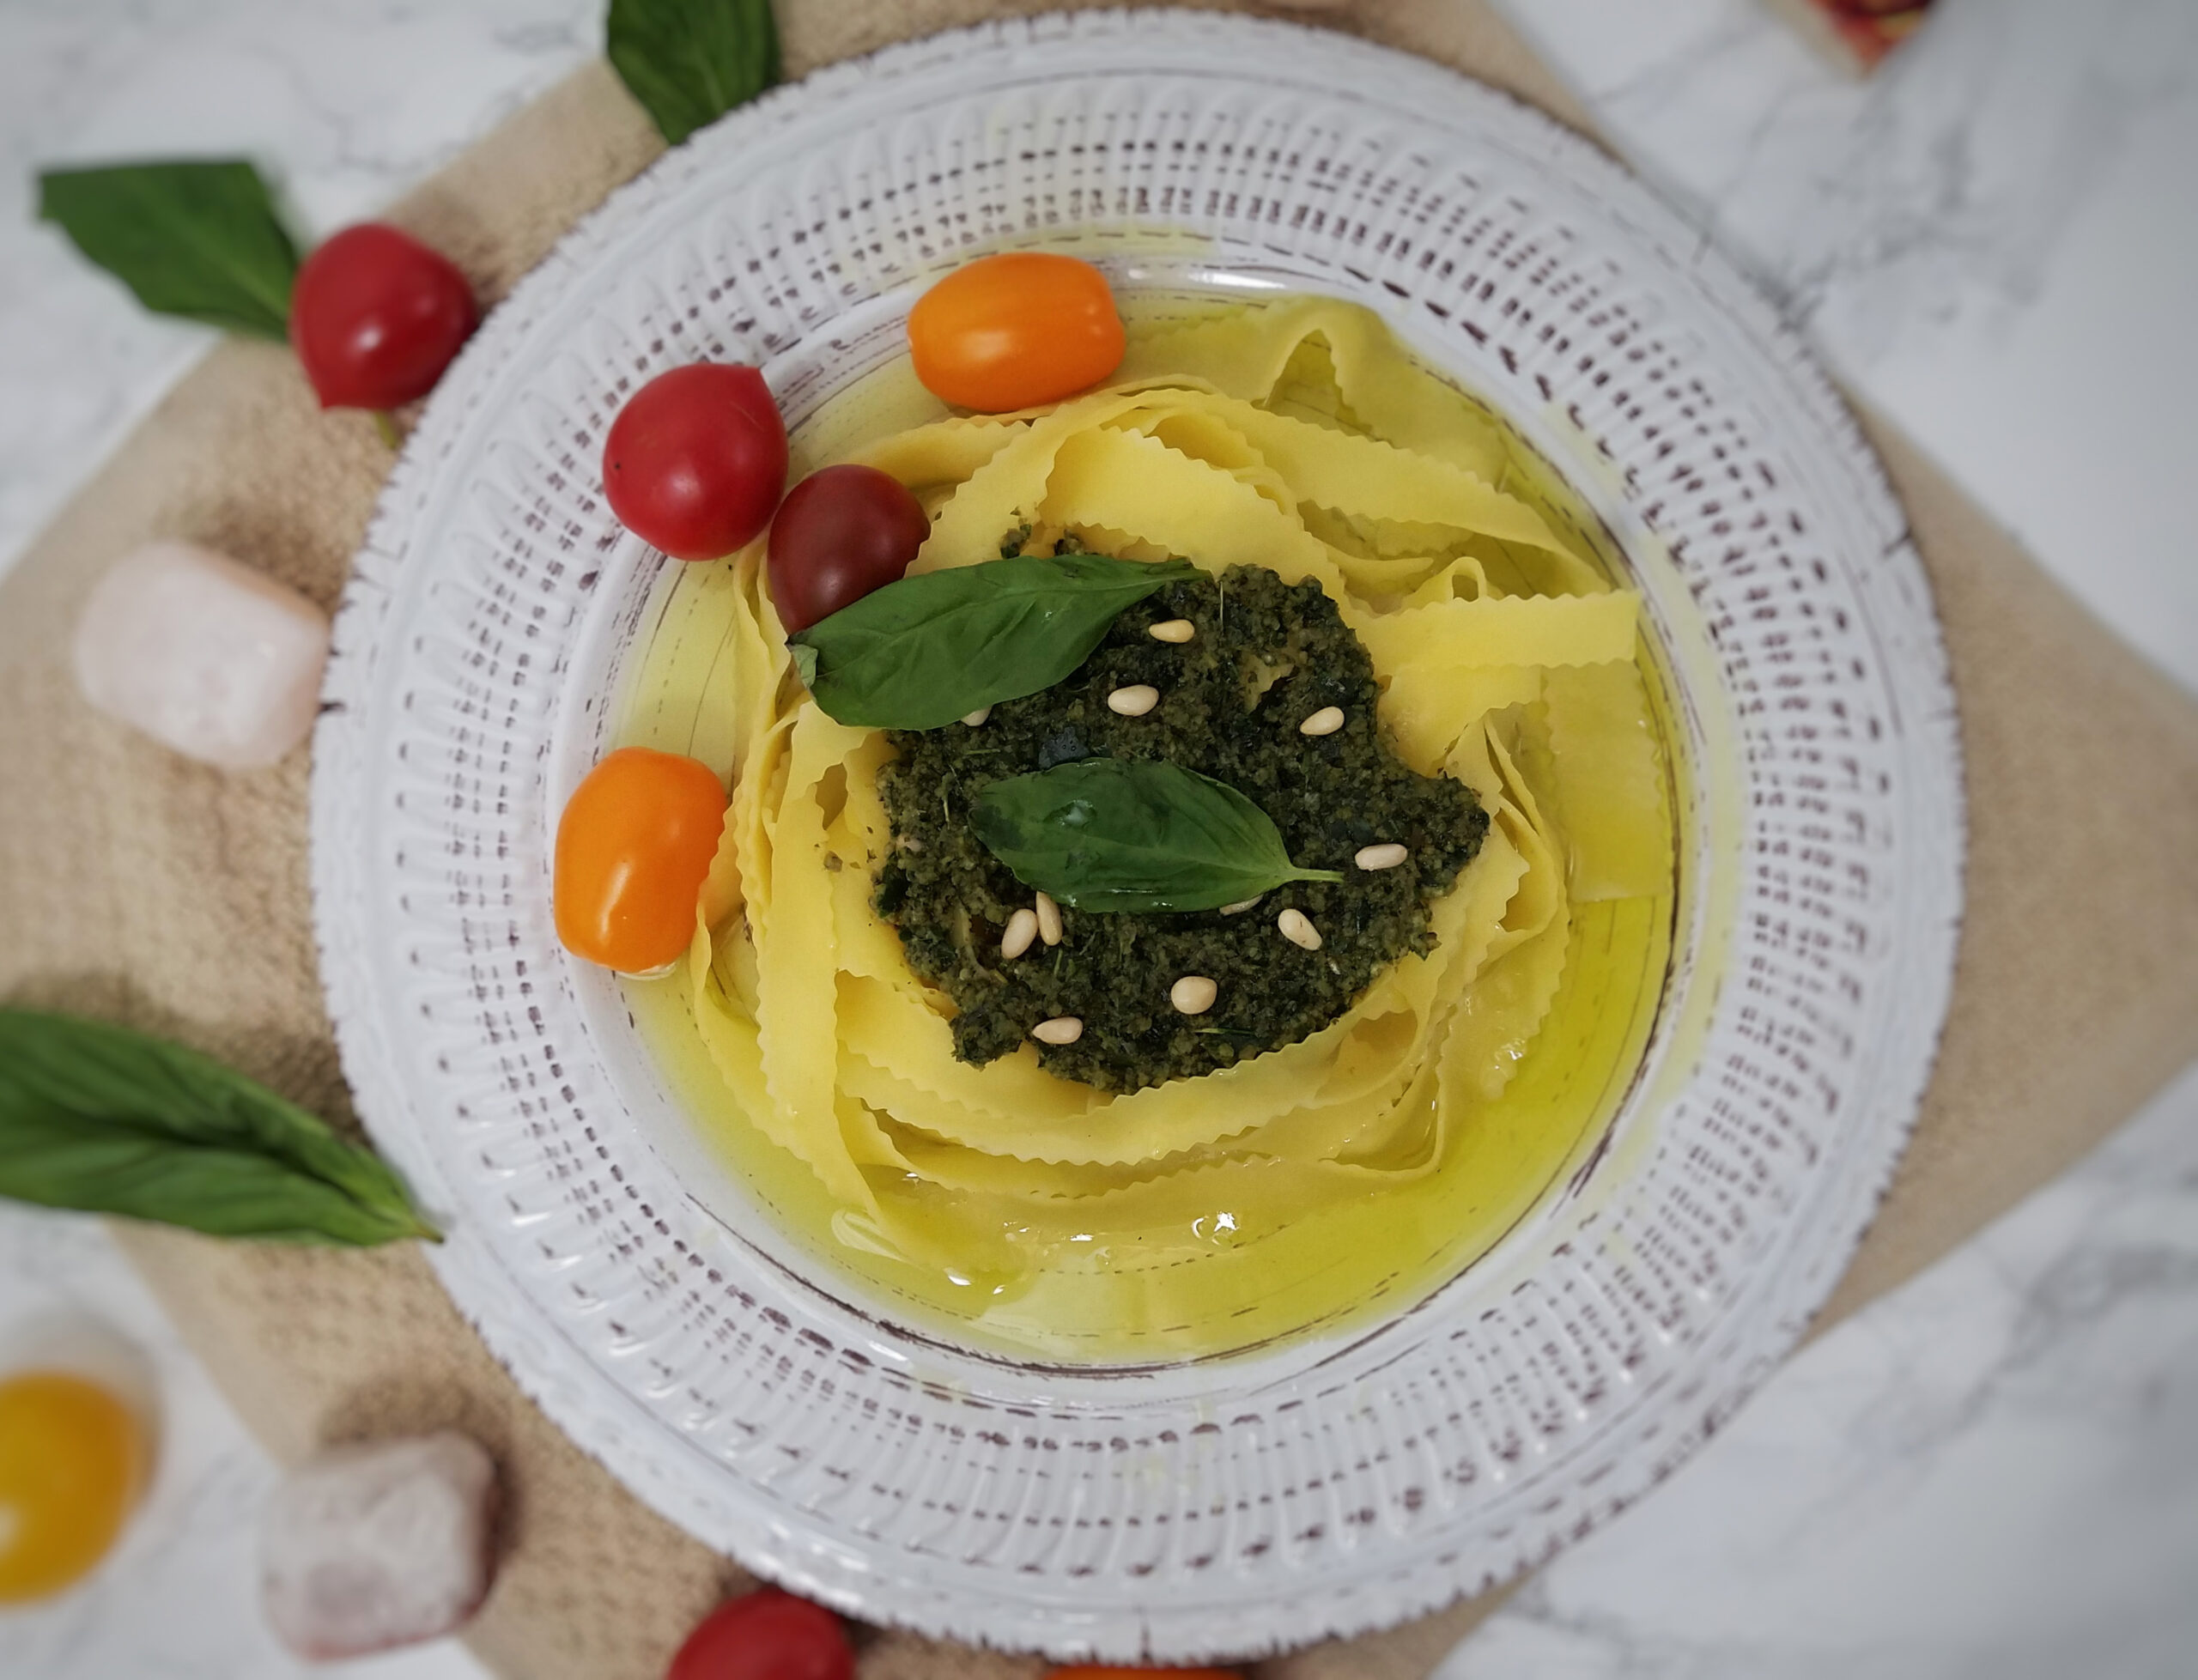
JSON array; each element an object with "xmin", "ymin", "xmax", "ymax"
[
  {"xmin": 261, "ymin": 1432, "xmax": 500, "ymax": 1660},
  {"xmin": 71, "ymin": 540, "xmax": 329, "ymax": 770}
]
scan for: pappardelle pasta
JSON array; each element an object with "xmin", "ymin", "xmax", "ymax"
[{"xmin": 617, "ymin": 295, "xmax": 1677, "ymax": 1362}]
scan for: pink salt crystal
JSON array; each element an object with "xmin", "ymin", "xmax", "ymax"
[
  {"xmin": 261, "ymin": 1432, "xmax": 499, "ymax": 1660},
  {"xmin": 71, "ymin": 539, "xmax": 329, "ymax": 770}
]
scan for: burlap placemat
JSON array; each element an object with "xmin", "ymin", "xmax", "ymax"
[{"xmin": 3, "ymin": 4, "xmax": 2194, "ymax": 1676}]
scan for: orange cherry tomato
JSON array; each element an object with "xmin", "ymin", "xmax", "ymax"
[
  {"xmin": 554, "ymin": 747, "xmax": 726, "ymax": 974},
  {"xmin": 1042, "ymin": 1670, "xmax": 1242, "ymax": 1679},
  {"xmin": 0, "ymin": 1372, "xmax": 148, "ymax": 1604},
  {"xmin": 908, "ymin": 252, "xmax": 1126, "ymax": 412}
]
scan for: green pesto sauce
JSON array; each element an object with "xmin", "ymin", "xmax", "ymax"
[{"xmin": 874, "ymin": 555, "xmax": 1489, "ymax": 1091}]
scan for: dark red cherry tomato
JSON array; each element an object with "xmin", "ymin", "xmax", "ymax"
[
  {"xmin": 604, "ymin": 364, "xmax": 789, "ymax": 562},
  {"xmin": 289, "ymin": 223, "xmax": 477, "ymax": 410},
  {"xmin": 766, "ymin": 464, "xmax": 929, "ymax": 632},
  {"xmin": 665, "ymin": 1587, "xmax": 853, "ymax": 1680}
]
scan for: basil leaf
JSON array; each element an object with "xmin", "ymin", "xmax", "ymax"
[
  {"xmin": 37, "ymin": 161, "xmax": 301, "ymax": 340},
  {"xmin": 973, "ymin": 759, "xmax": 1345, "ymax": 913},
  {"xmin": 608, "ymin": 0, "xmax": 780, "ymax": 146},
  {"xmin": 792, "ymin": 554, "xmax": 1202, "ymax": 731},
  {"xmin": 0, "ymin": 1010, "xmax": 435, "ymax": 1246}
]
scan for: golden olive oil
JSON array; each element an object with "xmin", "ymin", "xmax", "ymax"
[{"xmin": 616, "ymin": 300, "xmax": 1681, "ymax": 1364}]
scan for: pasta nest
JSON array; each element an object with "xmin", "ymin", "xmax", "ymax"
[{"xmin": 658, "ymin": 299, "xmax": 1672, "ymax": 1298}]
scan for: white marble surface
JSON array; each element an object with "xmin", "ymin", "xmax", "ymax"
[
  {"xmin": 1503, "ymin": 0, "xmax": 2198, "ymax": 695},
  {"xmin": 1, "ymin": 3, "xmax": 2194, "ymax": 1677},
  {"xmin": 0, "ymin": 1209, "xmax": 487, "ymax": 1680},
  {"xmin": 1445, "ymin": 1061, "xmax": 2198, "ymax": 1680},
  {"xmin": 0, "ymin": 0, "xmax": 603, "ymax": 588}
]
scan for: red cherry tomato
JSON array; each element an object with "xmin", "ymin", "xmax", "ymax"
[
  {"xmin": 666, "ymin": 1587, "xmax": 853, "ymax": 1680},
  {"xmin": 289, "ymin": 223, "xmax": 477, "ymax": 410},
  {"xmin": 604, "ymin": 365, "xmax": 789, "ymax": 562},
  {"xmin": 554, "ymin": 747, "xmax": 726, "ymax": 975},
  {"xmin": 908, "ymin": 252, "xmax": 1126, "ymax": 412},
  {"xmin": 766, "ymin": 464, "xmax": 929, "ymax": 633}
]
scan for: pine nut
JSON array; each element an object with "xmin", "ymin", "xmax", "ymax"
[
  {"xmin": 1169, "ymin": 975, "xmax": 1218, "ymax": 1016},
  {"xmin": 1031, "ymin": 1016, "xmax": 1084, "ymax": 1046},
  {"xmin": 1354, "ymin": 842, "xmax": 1410, "ymax": 870},
  {"xmin": 1148, "ymin": 618, "xmax": 1196, "ymax": 643},
  {"xmin": 1299, "ymin": 705, "xmax": 1345, "ymax": 737},
  {"xmin": 1106, "ymin": 684, "xmax": 1160, "ymax": 717},
  {"xmin": 961, "ymin": 706, "xmax": 992, "ymax": 726},
  {"xmin": 999, "ymin": 907, "xmax": 1039, "ymax": 960},
  {"xmin": 1218, "ymin": 896, "xmax": 1263, "ymax": 916},
  {"xmin": 1277, "ymin": 907, "xmax": 1322, "ymax": 950},
  {"xmin": 1034, "ymin": 890, "xmax": 1063, "ymax": 947}
]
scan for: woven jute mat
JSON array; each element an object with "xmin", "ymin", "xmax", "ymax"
[{"xmin": 3, "ymin": 4, "xmax": 2195, "ymax": 1677}]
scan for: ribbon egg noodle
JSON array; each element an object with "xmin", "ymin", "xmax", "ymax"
[{"xmin": 617, "ymin": 296, "xmax": 1678, "ymax": 1363}]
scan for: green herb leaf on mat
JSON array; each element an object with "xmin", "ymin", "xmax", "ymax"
[
  {"xmin": 607, "ymin": 0, "xmax": 781, "ymax": 146},
  {"xmin": 0, "ymin": 1010, "xmax": 435, "ymax": 1246},
  {"xmin": 973, "ymin": 758, "xmax": 1345, "ymax": 913},
  {"xmin": 37, "ymin": 161, "xmax": 301, "ymax": 340},
  {"xmin": 792, "ymin": 553, "xmax": 1201, "ymax": 731}
]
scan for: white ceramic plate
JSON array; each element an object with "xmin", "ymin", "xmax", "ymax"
[{"xmin": 313, "ymin": 10, "xmax": 1962, "ymax": 1662}]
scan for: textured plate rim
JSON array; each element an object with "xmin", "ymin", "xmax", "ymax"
[{"xmin": 311, "ymin": 8, "xmax": 1965, "ymax": 1659}]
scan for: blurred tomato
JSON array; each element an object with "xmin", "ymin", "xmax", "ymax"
[
  {"xmin": 289, "ymin": 223, "xmax": 477, "ymax": 409},
  {"xmin": 908, "ymin": 252, "xmax": 1125, "ymax": 412},
  {"xmin": 665, "ymin": 1587, "xmax": 853, "ymax": 1680},
  {"xmin": 767, "ymin": 464, "xmax": 929, "ymax": 632},
  {"xmin": 604, "ymin": 364, "xmax": 788, "ymax": 561}
]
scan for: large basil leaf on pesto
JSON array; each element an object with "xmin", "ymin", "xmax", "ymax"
[
  {"xmin": 37, "ymin": 161, "xmax": 301, "ymax": 340},
  {"xmin": 973, "ymin": 758, "xmax": 1344, "ymax": 913},
  {"xmin": 0, "ymin": 1010, "xmax": 436, "ymax": 1246},
  {"xmin": 790, "ymin": 553, "xmax": 1200, "ymax": 731},
  {"xmin": 607, "ymin": 0, "xmax": 780, "ymax": 147}
]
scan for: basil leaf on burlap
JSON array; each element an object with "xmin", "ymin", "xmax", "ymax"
[
  {"xmin": 973, "ymin": 758, "xmax": 1344, "ymax": 913},
  {"xmin": 37, "ymin": 161, "xmax": 301, "ymax": 340},
  {"xmin": 0, "ymin": 1010, "xmax": 435, "ymax": 1245},
  {"xmin": 607, "ymin": 0, "xmax": 781, "ymax": 146},
  {"xmin": 791, "ymin": 553, "xmax": 1201, "ymax": 731}
]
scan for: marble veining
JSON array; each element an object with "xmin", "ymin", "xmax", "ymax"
[
  {"xmin": 1502, "ymin": 0, "xmax": 2198, "ymax": 693},
  {"xmin": 2, "ymin": 2, "xmax": 2195, "ymax": 1677},
  {"xmin": 0, "ymin": 0, "xmax": 601, "ymax": 593},
  {"xmin": 1514, "ymin": 0, "xmax": 2195, "ymax": 346},
  {"xmin": 1444, "ymin": 1063, "xmax": 2198, "ymax": 1680}
]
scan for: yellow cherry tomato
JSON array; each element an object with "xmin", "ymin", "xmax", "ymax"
[
  {"xmin": 553, "ymin": 747, "xmax": 727, "ymax": 974},
  {"xmin": 0, "ymin": 1371, "xmax": 147, "ymax": 1603},
  {"xmin": 908, "ymin": 252, "xmax": 1126, "ymax": 412}
]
